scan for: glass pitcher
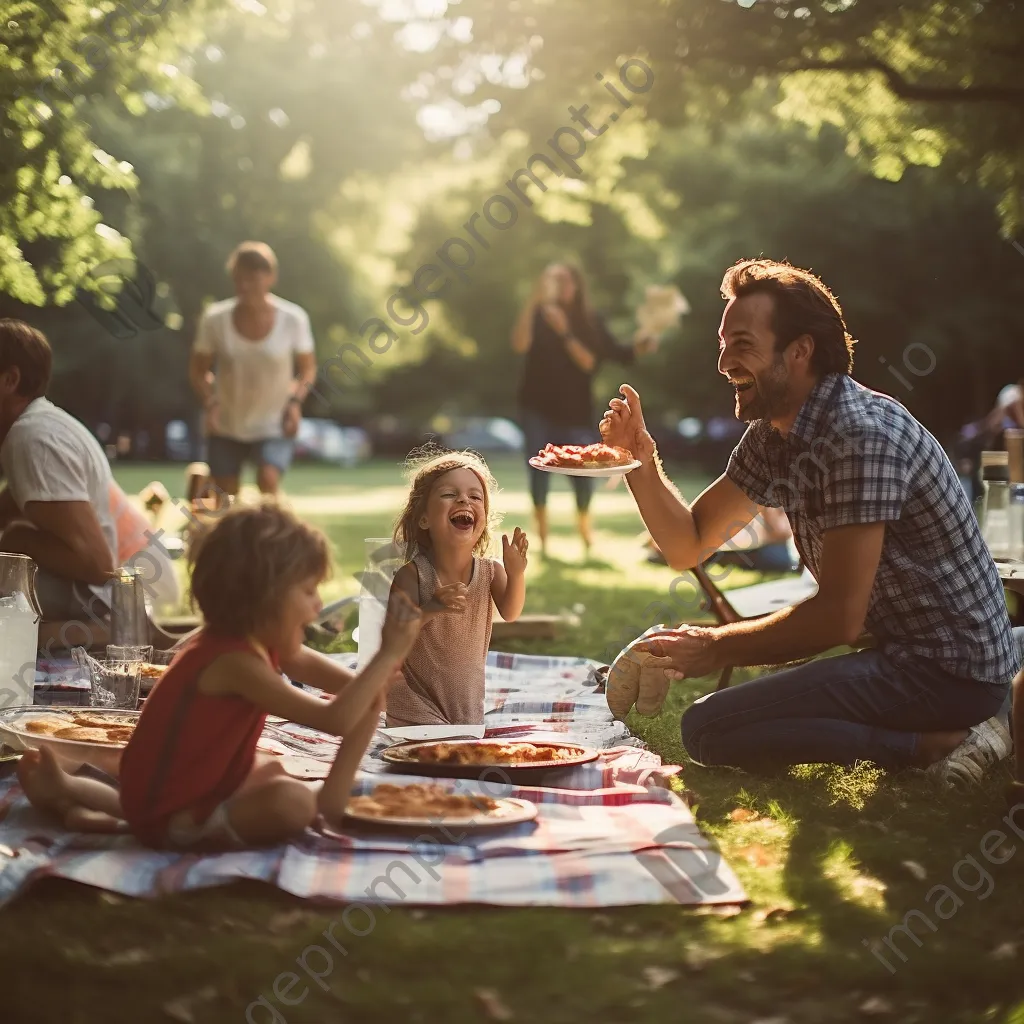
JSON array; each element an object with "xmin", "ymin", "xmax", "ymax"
[
  {"xmin": 355, "ymin": 538, "xmax": 405, "ymax": 669},
  {"xmin": 0, "ymin": 554, "xmax": 43, "ymax": 710},
  {"xmin": 110, "ymin": 567, "xmax": 149, "ymax": 647}
]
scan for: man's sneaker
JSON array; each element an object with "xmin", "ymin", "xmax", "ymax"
[{"xmin": 927, "ymin": 716, "xmax": 1012, "ymax": 789}]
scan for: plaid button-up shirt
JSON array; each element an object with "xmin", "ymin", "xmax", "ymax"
[{"xmin": 726, "ymin": 373, "xmax": 1019, "ymax": 684}]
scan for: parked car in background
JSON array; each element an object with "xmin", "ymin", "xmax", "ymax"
[
  {"xmin": 367, "ymin": 415, "xmax": 431, "ymax": 456},
  {"xmin": 165, "ymin": 420, "xmax": 193, "ymax": 461},
  {"xmin": 439, "ymin": 416, "xmax": 524, "ymax": 453},
  {"xmin": 295, "ymin": 418, "xmax": 371, "ymax": 467}
]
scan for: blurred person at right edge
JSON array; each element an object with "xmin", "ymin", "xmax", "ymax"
[
  {"xmin": 955, "ymin": 378, "xmax": 1024, "ymax": 503},
  {"xmin": 511, "ymin": 263, "xmax": 657, "ymax": 558}
]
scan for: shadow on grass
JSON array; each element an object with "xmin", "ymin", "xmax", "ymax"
[{"xmin": 629, "ymin": 666, "xmax": 1024, "ymax": 1024}]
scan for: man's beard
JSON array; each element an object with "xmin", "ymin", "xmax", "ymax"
[{"xmin": 735, "ymin": 356, "xmax": 789, "ymax": 422}]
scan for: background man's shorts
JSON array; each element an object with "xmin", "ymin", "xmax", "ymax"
[{"xmin": 206, "ymin": 436, "xmax": 294, "ymax": 478}]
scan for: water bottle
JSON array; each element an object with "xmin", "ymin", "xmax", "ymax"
[{"xmin": 980, "ymin": 451, "xmax": 1011, "ymax": 560}]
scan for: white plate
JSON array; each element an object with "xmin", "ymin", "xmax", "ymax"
[
  {"xmin": 528, "ymin": 457, "xmax": 641, "ymax": 478},
  {"xmin": 280, "ymin": 755, "xmax": 330, "ymax": 780},
  {"xmin": 0, "ymin": 706, "xmax": 139, "ymax": 774},
  {"xmin": 344, "ymin": 795, "xmax": 537, "ymax": 830},
  {"xmin": 379, "ymin": 724, "xmax": 487, "ymax": 743}
]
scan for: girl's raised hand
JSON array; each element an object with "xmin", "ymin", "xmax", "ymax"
[
  {"xmin": 423, "ymin": 582, "xmax": 469, "ymax": 615},
  {"xmin": 502, "ymin": 527, "xmax": 529, "ymax": 576},
  {"xmin": 380, "ymin": 588, "xmax": 424, "ymax": 661}
]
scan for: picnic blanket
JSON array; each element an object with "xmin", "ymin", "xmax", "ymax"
[{"xmin": 0, "ymin": 651, "xmax": 745, "ymax": 909}]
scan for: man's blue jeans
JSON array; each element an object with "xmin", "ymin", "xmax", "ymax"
[{"xmin": 681, "ymin": 647, "xmax": 1009, "ymax": 772}]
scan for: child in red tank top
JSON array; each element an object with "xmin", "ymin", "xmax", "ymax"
[{"xmin": 17, "ymin": 503, "xmax": 427, "ymax": 849}]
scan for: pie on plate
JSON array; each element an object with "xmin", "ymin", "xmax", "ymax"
[
  {"xmin": 9, "ymin": 712, "xmax": 136, "ymax": 747},
  {"xmin": 348, "ymin": 783, "xmax": 499, "ymax": 820},
  {"xmin": 531, "ymin": 442, "xmax": 635, "ymax": 470},
  {"xmin": 382, "ymin": 739, "xmax": 595, "ymax": 770},
  {"xmin": 413, "ymin": 741, "xmax": 580, "ymax": 765},
  {"xmin": 344, "ymin": 783, "xmax": 537, "ymax": 828}
]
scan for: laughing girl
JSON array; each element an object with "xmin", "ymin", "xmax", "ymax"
[{"xmin": 385, "ymin": 450, "xmax": 529, "ymax": 726}]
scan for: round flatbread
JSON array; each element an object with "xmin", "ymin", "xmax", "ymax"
[
  {"xmin": 53, "ymin": 726, "xmax": 109, "ymax": 742},
  {"xmin": 606, "ymin": 632, "xmax": 676, "ymax": 720},
  {"xmin": 22, "ymin": 718, "xmax": 66, "ymax": 736}
]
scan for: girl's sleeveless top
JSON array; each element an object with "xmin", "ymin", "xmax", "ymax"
[
  {"xmin": 385, "ymin": 553, "xmax": 496, "ymax": 727},
  {"xmin": 119, "ymin": 630, "xmax": 276, "ymax": 846}
]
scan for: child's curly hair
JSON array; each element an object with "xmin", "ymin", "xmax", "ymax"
[
  {"xmin": 189, "ymin": 503, "xmax": 332, "ymax": 635},
  {"xmin": 394, "ymin": 446, "xmax": 501, "ymax": 561}
]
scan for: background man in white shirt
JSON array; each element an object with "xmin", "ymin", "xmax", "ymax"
[
  {"xmin": 189, "ymin": 241, "xmax": 318, "ymax": 501},
  {"xmin": 0, "ymin": 320, "xmax": 116, "ymax": 621}
]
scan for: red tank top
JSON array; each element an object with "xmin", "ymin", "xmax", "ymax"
[{"xmin": 119, "ymin": 631, "xmax": 277, "ymax": 845}]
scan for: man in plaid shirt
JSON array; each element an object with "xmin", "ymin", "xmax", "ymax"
[{"xmin": 601, "ymin": 259, "xmax": 1017, "ymax": 784}]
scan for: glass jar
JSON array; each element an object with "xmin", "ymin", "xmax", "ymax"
[{"xmin": 981, "ymin": 452, "xmax": 1011, "ymax": 560}]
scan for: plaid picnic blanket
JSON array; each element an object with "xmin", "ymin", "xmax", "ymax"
[{"xmin": 0, "ymin": 651, "xmax": 745, "ymax": 908}]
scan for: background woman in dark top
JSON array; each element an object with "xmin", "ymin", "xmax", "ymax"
[{"xmin": 511, "ymin": 263, "xmax": 657, "ymax": 557}]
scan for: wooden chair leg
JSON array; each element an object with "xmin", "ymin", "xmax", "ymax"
[
  {"xmin": 716, "ymin": 665, "xmax": 734, "ymax": 691},
  {"xmin": 692, "ymin": 563, "xmax": 742, "ymax": 625}
]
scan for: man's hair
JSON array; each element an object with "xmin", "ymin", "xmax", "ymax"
[
  {"xmin": 720, "ymin": 259, "xmax": 855, "ymax": 376},
  {"xmin": 189, "ymin": 503, "xmax": 331, "ymax": 635},
  {"xmin": 226, "ymin": 240, "xmax": 278, "ymax": 276},
  {"xmin": 0, "ymin": 319, "xmax": 52, "ymax": 398}
]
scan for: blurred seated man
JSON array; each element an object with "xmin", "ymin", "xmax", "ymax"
[{"xmin": 0, "ymin": 320, "xmax": 116, "ymax": 638}]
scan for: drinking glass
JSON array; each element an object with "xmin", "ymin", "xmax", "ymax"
[
  {"xmin": 106, "ymin": 644, "xmax": 153, "ymax": 664},
  {"xmin": 89, "ymin": 660, "xmax": 143, "ymax": 710}
]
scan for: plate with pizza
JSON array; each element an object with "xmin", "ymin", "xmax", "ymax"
[
  {"xmin": 379, "ymin": 738, "xmax": 598, "ymax": 779},
  {"xmin": 0, "ymin": 706, "xmax": 141, "ymax": 774},
  {"xmin": 343, "ymin": 782, "xmax": 537, "ymax": 830},
  {"xmin": 529, "ymin": 442, "xmax": 641, "ymax": 477}
]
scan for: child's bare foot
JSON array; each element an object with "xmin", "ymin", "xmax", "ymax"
[
  {"xmin": 16, "ymin": 748, "xmax": 76, "ymax": 821},
  {"xmin": 63, "ymin": 806, "xmax": 127, "ymax": 833}
]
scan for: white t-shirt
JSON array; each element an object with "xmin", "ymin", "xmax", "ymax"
[
  {"xmin": 999, "ymin": 384, "xmax": 1022, "ymax": 409},
  {"xmin": 193, "ymin": 295, "xmax": 315, "ymax": 442},
  {"xmin": 0, "ymin": 398, "xmax": 117, "ymax": 597}
]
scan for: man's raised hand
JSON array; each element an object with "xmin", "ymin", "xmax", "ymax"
[{"xmin": 600, "ymin": 384, "xmax": 656, "ymax": 466}]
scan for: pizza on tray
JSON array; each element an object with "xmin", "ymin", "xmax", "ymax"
[
  {"xmin": 347, "ymin": 783, "xmax": 500, "ymax": 820},
  {"xmin": 20, "ymin": 713, "xmax": 136, "ymax": 746},
  {"xmin": 531, "ymin": 442, "xmax": 635, "ymax": 469},
  {"xmin": 407, "ymin": 741, "xmax": 581, "ymax": 765}
]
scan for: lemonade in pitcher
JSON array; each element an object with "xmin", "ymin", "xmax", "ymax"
[{"xmin": 0, "ymin": 555, "xmax": 42, "ymax": 709}]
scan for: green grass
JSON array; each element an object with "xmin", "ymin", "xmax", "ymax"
[{"xmin": 3, "ymin": 459, "xmax": 1023, "ymax": 1023}]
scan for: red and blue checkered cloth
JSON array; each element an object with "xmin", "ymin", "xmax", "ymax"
[{"xmin": 0, "ymin": 652, "xmax": 745, "ymax": 908}]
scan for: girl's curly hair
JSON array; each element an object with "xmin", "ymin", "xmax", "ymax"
[
  {"xmin": 189, "ymin": 502, "xmax": 332, "ymax": 635},
  {"xmin": 393, "ymin": 446, "xmax": 501, "ymax": 561}
]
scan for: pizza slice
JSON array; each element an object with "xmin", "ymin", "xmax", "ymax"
[{"xmin": 532, "ymin": 442, "xmax": 635, "ymax": 469}]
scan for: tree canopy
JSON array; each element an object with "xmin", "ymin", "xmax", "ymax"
[
  {"xmin": 429, "ymin": 0, "xmax": 1024, "ymax": 233},
  {"xmin": 1, "ymin": 0, "xmax": 1022, "ymax": 448}
]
